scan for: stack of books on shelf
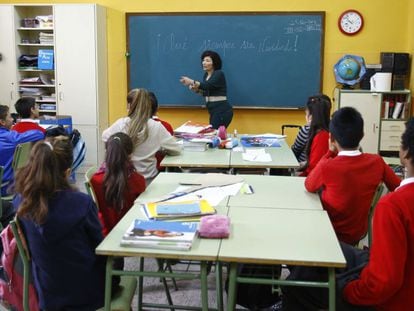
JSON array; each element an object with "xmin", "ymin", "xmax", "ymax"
[
  {"xmin": 121, "ymin": 219, "xmax": 198, "ymax": 250},
  {"xmin": 142, "ymin": 199, "xmax": 216, "ymax": 221},
  {"xmin": 39, "ymin": 32, "xmax": 54, "ymax": 44}
]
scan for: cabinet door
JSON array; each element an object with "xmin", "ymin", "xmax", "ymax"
[
  {"xmin": 54, "ymin": 4, "xmax": 97, "ymax": 125},
  {"xmin": 339, "ymin": 92, "xmax": 381, "ymax": 153},
  {"xmin": 0, "ymin": 5, "xmax": 18, "ymax": 109}
]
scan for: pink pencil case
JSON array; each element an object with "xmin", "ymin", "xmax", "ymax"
[{"xmin": 199, "ymin": 215, "xmax": 230, "ymax": 238}]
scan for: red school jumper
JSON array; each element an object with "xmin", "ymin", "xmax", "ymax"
[
  {"xmin": 305, "ymin": 150, "xmax": 401, "ymax": 244},
  {"xmin": 90, "ymin": 170, "xmax": 146, "ymax": 236},
  {"xmin": 343, "ymin": 180, "xmax": 414, "ymax": 311}
]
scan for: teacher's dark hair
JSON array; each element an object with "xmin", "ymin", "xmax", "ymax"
[{"xmin": 201, "ymin": 50, "xmax": 222, "ymax": 70}]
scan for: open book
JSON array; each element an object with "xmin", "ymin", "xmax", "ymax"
[
  {"xmin": 121, "ymin": 219, "xmax": 198, "ymax": 250},
  {"xmin": 174, "ymin": 121, "xmax": 214, "ymax": 135}
]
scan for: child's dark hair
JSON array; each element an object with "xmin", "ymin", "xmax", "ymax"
[
  {"xmin": 401, "ymin": 118, "xmax": 414, "ymax": 166},
  {"xmin": 15, "ymin": 97, "xmax": 36, "ymax": 118},
  {"xmin": 201, "ymin": 50, "xmax": 222, "ymax": 70},
  {"xmin": 304, "ymin": 94, "xmax": 331, "ymax": 159},
  {"xmin": 0, "ymin": 105, "xmax": 9, "ymax": 121},
  {"xmin": 329, "ymin": 107, "xmax": 364, "ymax": 149},
  {"xmin": 149, "ymin": 91, "xmax": 158, "ymax": 116},
  {"xmin": 16, "ymin": 136, "xmax": 73, "ymax": 224},
  {"xmin": 103, "ymin": 132, "xmax": 134, "ymax": 211}
]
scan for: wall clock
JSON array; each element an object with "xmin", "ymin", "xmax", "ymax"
[{"xmin": 338, "ymin": 10, "xmax": 364, "ymax": 35}]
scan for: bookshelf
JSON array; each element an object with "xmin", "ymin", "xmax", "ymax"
[
  {"xmin": 0, "ymin": 4, "xmax": 108, "ymax": 170},
  {"xmin": 335, "ymin": 89, "xmax": 411, "ymax": 156}
]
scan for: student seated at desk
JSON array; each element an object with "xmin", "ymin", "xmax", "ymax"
[
  {"xmin": 297, "ymin": 94, "xmax": 331, "ymax": 176},
  {"xmin": 149, "ymin": 91, "xmax": 174, "ymax": 171},
  {"xmin": 292, "ymin": 94, "xmax": 331, "ymax": 165},
  {"xmin": 342, "ymin": 117, "xmax": 414, "ymax": 311},
  {"xmin": 281, "ymin": 118, "xmax": 414, "ymax": 311},
  {"xmin": 13, "ymin": 136, "xmax": 112, "ymax": 310},
  {"xmin": 91, "ymin": 132, "xmax": 146, "ymax": 236},
  {"xmin": 11, "ymin": 97, "xmax": 45, "ymax": 134},
  {"xmin": 305, "ymin": 107, "xmax": 401, "ymax": 245},
  {"xmin": 102, "ymin": 88, "xmax": 181, "ymax": 185},
  {"xmin": 0, "ymin": 105, "xmax": 44, "ymax": 196}
]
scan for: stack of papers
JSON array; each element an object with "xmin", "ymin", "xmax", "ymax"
[
  {"xmin": 242, "ymin": 149, "xmax": 272, "ymax": 162},
  {"xmin": 183, "ymin": 139, "xmax": 209, "ymax": 151},
  {"xmin": 174, "ymin": 121, "xmax": 214, "ymax": 136},
  {"xmin": 121, "ymin": 219, "xmax": 198, "ymax": 250},
  {"xmin": 39, "ymin": 32, "xmax": 54, "ymax": 44},
  {"xmin": 142, "ymin": 200, "xmax": 216, "ymax": 220}
]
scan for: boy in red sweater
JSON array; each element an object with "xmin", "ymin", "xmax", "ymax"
[
  {"xmin": 342, "ymin": 117, "xmax": 414, "ymax": 311},
  {"xmin": 12, "ymin": 97, "xmax": 46, "ymax": 134},
  {"xmin": 305, "ymin": 107, "xmax": 400, "ymax": 245}
]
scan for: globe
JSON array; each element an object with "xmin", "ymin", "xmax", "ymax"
[
  {"xmin": 337, "ymin": 57, "xmax": 360, "ymax": 80},
  {"xmin": 334, "ymin": 54, "xmax": 366, "ymax": 86}
]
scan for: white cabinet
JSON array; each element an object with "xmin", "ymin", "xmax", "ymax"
[
  {"xmin": 336, "ymin": 89, "xmax": 411, "ymax": 155},
  {"xmin": 0, "ymin": 5, "xmax": 17, "ymax": 108},
  {"xmin": 3, "ymin": 4, "xmax": 108, "ymax": 170},
  {"xmin": 54, "ymin": 4, "xmax": 108, "ymax": 169}
]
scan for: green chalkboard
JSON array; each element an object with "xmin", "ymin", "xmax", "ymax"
[{"xmin": 127, "ymin": 12, "xmax": 325, "ymax": 109}]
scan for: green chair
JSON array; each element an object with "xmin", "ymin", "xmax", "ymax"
[
  {"xmin": 1, "ymin": 142, "xmax": 33, "ymax": 202},
  {"xmin": 367, "ymin": 183, "xmax": 385, "ymax": 247},
  {"xmin": 12, "ymin": 142, "xmax": 32, "ymax": 171},
  {"xmin": 10, "ymin": 218, "xmax": 138, "ymax": 311},
  {"xmin": 357, "ymin": 183, "xmax": 385, "ymax": 248},
  {"xmin": 84, "ymin": 166, "xmax": 98, "ymax": 206}
]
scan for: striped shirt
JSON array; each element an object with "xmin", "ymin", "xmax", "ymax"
[{"xmin": 291, "ymin": 125, "xmax": 309, "ymax": 162}]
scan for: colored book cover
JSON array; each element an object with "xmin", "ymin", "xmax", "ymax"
[
  {"xmin": 240, "ymin": 136, "xmax": 281, "ymax": 147},
  {"xmin": 143, "ymin": 200, "xmax": 216, "ymax": 220},
  {"xmin": 38, "ymin": 49, "xmax": 54, "ymax": 70},
  {"xmin": 122, "ymin": 219, "xmax": 198, "ymax": 244}
]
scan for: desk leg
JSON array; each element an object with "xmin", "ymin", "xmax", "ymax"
[
  {"xmin": 328, "ymin": 267, "xmax": 336, "ymax": 311},
  {"xmin": 104, "ymin": 256, "xmax": 113, "ymax": 311},
  {"xmin": 226, "ymin": 262, "xmax": 238, "ymax": 310},
  {"xmin": 200, "ymin": 261, "xmax": 209, "ymax": 311},
  {"xmin": 215, "ymin": 261, "xmax": 223, "ymax": 311},
  {"xmin": 137, "ymin": 257, "xmax": 144, "ymax": 311}
]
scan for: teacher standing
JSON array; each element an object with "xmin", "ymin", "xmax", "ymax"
[{"xmin": 180, "ymin": 50, "xmax": 233, "ymax": 129}]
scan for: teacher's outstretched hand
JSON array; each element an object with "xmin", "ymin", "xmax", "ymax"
[{"xmin": 180, "ymin": 50, "xmax": 233, "ymax": 129}]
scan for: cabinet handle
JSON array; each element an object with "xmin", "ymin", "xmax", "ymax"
[
  {"xmin": 10, "ymin": 91, "xmax": 13, "ymax": 100},
  {"xmin": 59, "ymin": 92, "xmax": 64, "ymax": 101}
]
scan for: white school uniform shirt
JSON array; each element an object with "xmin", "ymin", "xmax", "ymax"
[{"xmin": 102, "ymin": 117, "xmax": 181, "ymax": 182}]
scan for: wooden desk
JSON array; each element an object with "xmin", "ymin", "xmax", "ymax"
[
  {"xmin": 96, "ymin": 204, "xmax": 227, "ymax": 311},
  {"xmin": 161, "ymin": 139, "xmax": 299, "ymax": 171},
  {"xmin": 227, "ymin": 175, "xmax": 321, "ymax": 210},
  {"xmin": 230, "ymin": 139, "xmax": 299, "ymax": 169},
  {"xmin": 135, "ymin": 172, "xmax": 230, "ymax": 207},
  {"xmin": 161, "ymin": 148, "xmax": 231, "ymax": 170},
  {"xmin": 220, "ymin": 207, "xmax": 346, "ymax": 311}
]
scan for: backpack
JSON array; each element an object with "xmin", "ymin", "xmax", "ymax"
[
  {"xmin": 70, "ymin": 129, "xmax": 86, "ymax": 172},
  {"xmin": 0, "ymin": 224, "xmax": 39, "ymax": 311}
]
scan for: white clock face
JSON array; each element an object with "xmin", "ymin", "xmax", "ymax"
[{"xmin": 339, "ymin": 11, "xmax": 363, "ymax": 35}]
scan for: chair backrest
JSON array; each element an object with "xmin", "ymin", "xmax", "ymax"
[
  {"xmin": 367, "ymin": 183, "xmax": 384, "ymax": 247},
  {"xmin": 84, "ymin": 166, "xmax": 98, "ymax": 208},
  {"xmin": 9, "ymin": 219, "xmax": 33, "ymax": 311},
  {"xmin": 12, "ymin": 142, "xmax": 32, "ymax": 171}
]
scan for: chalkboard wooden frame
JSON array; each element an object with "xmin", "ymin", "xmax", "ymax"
[{"xmin": 126, "ymin": 12, "xmax": 325, "ymax": 109}]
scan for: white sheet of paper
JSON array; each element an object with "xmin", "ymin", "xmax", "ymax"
[{"xmin": 242, "ymin": 148, "xmax": 272, "ymax": 162}]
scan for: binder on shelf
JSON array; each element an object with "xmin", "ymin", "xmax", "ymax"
[
  {"xmin": 38, "ymin": 49, "xmax": 54, "ymax": 70},
  {"xmin": 392, "ymin": 102, "xmax": 404, "ymax": 119},
  {"xmin": 383, "ymin": 101, "xmax": 390, "ymax": 119}
]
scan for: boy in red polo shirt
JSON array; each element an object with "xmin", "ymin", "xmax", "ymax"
[
  {"xmin": 305, "ymin": 107, "xmax": 400, "ymax": 245},
  {"xmin": 12, "ymin": 97, "xmax": 46, "ymax": 134},
  {"xmin": 343, "ymin": 117, "xmax": 414, "ymax": 311}
]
